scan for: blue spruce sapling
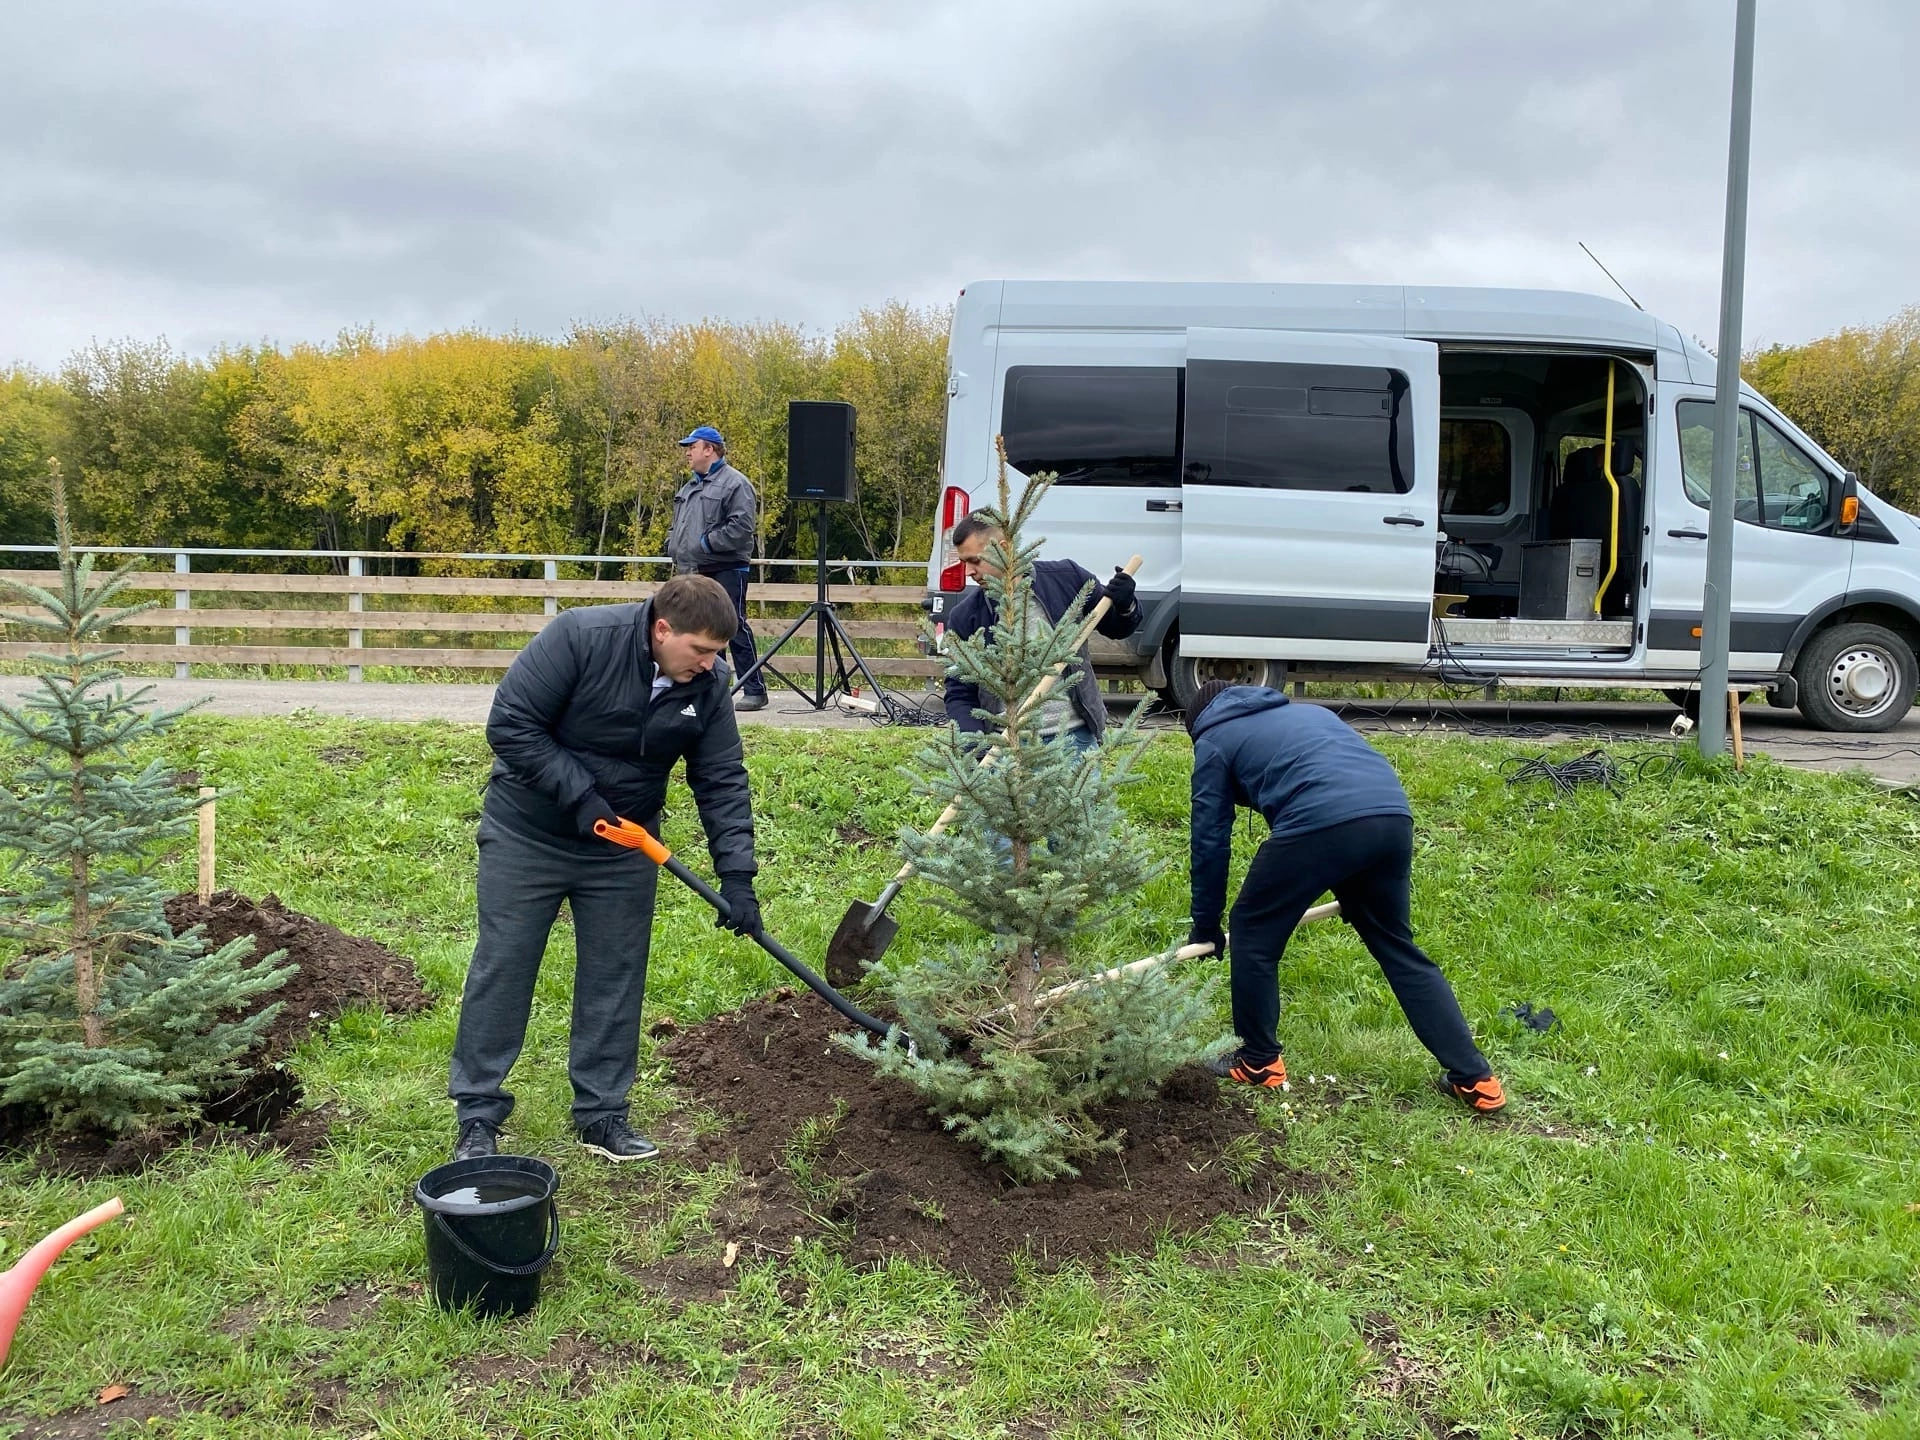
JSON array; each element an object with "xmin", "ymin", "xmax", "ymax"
[{"xmin": 0, "ymin": 463, "xmax": 292, "ymax": 1132}]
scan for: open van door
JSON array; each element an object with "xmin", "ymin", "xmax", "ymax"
[{"xmin": 1180, "ymin": 328, "xmax": 1440, "ymax": 664}]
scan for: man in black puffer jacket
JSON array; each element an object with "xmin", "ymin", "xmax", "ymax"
[
  {"xmin": 942, "ymin": 514, "xmax": 1139, "ymax": 746},
  {"xmin": 1185, "ymin": 682, "xmax": 1506, "ymax": 1113},
  {"xmin": 448, "ymin": 575, "xmax": 760, "ymax": 1164}
]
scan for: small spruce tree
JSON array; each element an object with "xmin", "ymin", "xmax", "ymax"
[
  {"xmin": 0, "ymin": 462, "xmax": 292, "ymax": 1133},
  {"xmin": 846, "ymin": 447, "xmax": 1222, "ymax": 1181}
]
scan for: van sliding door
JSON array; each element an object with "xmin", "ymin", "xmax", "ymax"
[{"xmin": 1180, "ymin": 328, "xmax": 1440, "ymax": 664}]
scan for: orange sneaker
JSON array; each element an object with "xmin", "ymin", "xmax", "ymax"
[
  {"xmin": 1439, "ymin": 1074, "xmax": 1507, "ymax": 1114},
  {"xmin": 1206, "ymin": 1052, "xmax": 1289, "ymax": 1088}
]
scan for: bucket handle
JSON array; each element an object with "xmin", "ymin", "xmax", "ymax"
[{"xmin": 429, "ymin": 1203, "xmax": 560, "ymax": 1278}]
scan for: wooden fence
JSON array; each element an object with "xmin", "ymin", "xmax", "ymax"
[{"xmin": 0, "ymin": 548, "xmax": 944, "ymax": 682}]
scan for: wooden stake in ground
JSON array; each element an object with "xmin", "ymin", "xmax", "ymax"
[
  {"xmin": 1728, "ymin": 689, "xmax": 1745, "ymax": 770},
  {"xmin": 198, "ymin": 787, "xmax": 216, "ymax": 900}
]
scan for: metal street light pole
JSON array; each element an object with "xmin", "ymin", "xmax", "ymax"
[{"xmin": 1697, "ymin": 0, "xmax": 1758, "ymax": 757}]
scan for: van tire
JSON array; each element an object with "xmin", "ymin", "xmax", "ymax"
[
  {"xmin": 1168, "ymin": 653, "xmax": 1282, "ymax": 712},
  {"xmin": 1793, "ymin": 623, "xmax": 1917, "ymax": 732}
]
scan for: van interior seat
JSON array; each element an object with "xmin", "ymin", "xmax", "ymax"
[{"xmin": 1547, "ymin": 440, "xmax": 1643, "ymax": 616}]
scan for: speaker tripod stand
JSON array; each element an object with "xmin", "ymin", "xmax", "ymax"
[{"xmin": 730, "ymin": 500, "xmax": 900, "ymax": 716}]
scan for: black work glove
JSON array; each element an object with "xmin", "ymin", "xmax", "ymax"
[
  {"xmin": 1188, "ymin": 920, "xmax": 1227, "ymax": 960},
  {"xmin": 576, "ymin": 791, "xmax": 618, "ymax": 839},
  {"xmin": 1103, "ymin": 567, "xmax": 1137, "ymax": 611},
  {"xmin": 717, "ymin": 875, "xmax": 761, "ymax": 937}
]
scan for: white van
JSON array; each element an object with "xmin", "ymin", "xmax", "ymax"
[{"xmin": 922, "ymin": 281, "xmax": 1920, "ymax": 732}]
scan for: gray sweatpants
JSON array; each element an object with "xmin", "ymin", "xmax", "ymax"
[{"xmin": 448, "ymin": 814, "xmax": 659, "ymax": 1130}]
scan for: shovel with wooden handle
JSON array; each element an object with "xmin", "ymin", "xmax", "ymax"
[
  {"xmin": 1023, "ymin": 901, "xmax": 1343, "ymax": 1015},
  {"xmin": 823, "ymin": 554, "xmax": 1146, "ymax": 986}
]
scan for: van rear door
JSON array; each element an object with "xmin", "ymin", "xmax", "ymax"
[{"xmin": 1180, "ymin": 328, "xmax": 1440, "ymax": 664}]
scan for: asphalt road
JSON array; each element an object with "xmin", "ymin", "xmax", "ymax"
[
  {"xmin": 5, "ymin": 677, "xmax": 1917, "ymax": 784},
  {"xmin": 0, "ymin": 674, "xmax": 913, "ymax": 731},
  {"xmin": 1320, "ymin": 696, "xmax": 1920, "ymax": 785}
]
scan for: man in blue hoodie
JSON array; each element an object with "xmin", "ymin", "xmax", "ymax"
[{"xmin": 1185, "ymin": 680, "xmax": 1506, "ymax": 1112}]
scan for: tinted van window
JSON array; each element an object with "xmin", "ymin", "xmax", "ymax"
[
  {"xmin": 1185, "ymin": 360, "xmax": 1414, "ymax": 493},
  {"xmin": 1001, "ymin": 366, "xmax": 1182, "ymax": 487},
  {"xmin": 1440, "ymin": 418, "xmax": 1512, "ymax": 517}
]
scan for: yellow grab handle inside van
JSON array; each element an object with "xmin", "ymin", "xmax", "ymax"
[{"xmin": 1596, "ymin": 361, "xmax": 1622, "ymax": 615}]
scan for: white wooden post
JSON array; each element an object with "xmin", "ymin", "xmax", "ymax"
[
  {"xmin": 173, "ymin": 552, "xmax": 191, "ymax": 679},
  {"xmin": 347, "ymin": 554, "xmax": 364, "ymax": 683},
  {"xmin": 544, "ymin": 559, "xmax": 557, "ymax": 619}
]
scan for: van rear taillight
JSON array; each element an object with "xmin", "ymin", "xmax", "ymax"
[{"xmin": 937, "ymin": 485, "xmax": 971, "ymax": 591}]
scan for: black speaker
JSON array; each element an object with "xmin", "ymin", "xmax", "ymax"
[{"xmin": 787, "ymin": 400, "xmax": 857, "ymax": 503}]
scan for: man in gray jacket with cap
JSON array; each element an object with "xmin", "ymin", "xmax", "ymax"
[{"xmin": 667, "ymin": 425, "xmax": 768, "ymax": 711}]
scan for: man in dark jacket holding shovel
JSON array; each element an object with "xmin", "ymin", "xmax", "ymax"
[
  {"xmin": 448, "ymin": 575, "xmax": 762, "ymax": 1163},
  {"xmin": 1185, "ymin": 682, "xmax": 1506, "ymax": 1112},
  {"xmin": 942, "ymin": 514, "xmax": 1139, "ymax": 747}
]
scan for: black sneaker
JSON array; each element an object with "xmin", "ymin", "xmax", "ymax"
[
  {"xmin": 734, "ymin": 692, "xmax": 769, "ymax": 712},
  {"xmin": 453, "ymin": 1118, "xmax": 498, "ymax": 1162},
  {"xmin": 578, "ymin": 1115, "xmax": 660, "ymax": 1163}
]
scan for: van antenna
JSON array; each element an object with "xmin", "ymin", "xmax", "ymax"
[{"xmin": 1579, "ymin": 242, "xmax": 1644, "ymax": 311}]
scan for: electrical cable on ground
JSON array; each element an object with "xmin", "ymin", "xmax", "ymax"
[
  {"xmin": 866, "ymin": 688, "xmax": 949, "ymax": 727},
  {"xmin": 1501, "ymin": 747, "xmax": 1683, "ymax": 795}
]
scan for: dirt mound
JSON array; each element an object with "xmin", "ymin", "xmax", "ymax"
[
  {"xmin": 0, "ymin": 892, "xmax": 432, "ymax": 1175},
  {"xmin": 659, "ymin": 991, "xmax": 1304, "ymax": 1291},
  {"xmin": 164, "ymin": 889, "xmax": 434, "ymax": 1061}
]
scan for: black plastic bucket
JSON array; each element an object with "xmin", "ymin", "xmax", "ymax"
[{"xmin": 413, "ymin": 1154, "xmax": 560, "ymax": 1318}]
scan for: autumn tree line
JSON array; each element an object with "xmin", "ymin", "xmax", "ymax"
[
  {"xmin": 0, "ymin": 301, "xmax": 1916, "ymax": 575},
  {"xmin": 0, "ymin": 304, "xmax": 949, "ymax": 575}
]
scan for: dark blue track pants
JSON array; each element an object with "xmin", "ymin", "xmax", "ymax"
[{"xmin": 1228, "ymin": 814, "xmax": 1491, "ymax": 1084}]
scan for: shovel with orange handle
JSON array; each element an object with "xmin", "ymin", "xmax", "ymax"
[{"xmin": 594, "ymin": 817, "xmax": 901, "ymax": 1044}]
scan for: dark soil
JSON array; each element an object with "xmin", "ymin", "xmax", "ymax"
[
  {"xmin": 0, "ymin": 891, "xmax": 432, "ymax": 1176},
  {"xmin": 163, "ymin": 889, "xmax": 433, "ymax": 1063},
  {"xmin": 659, "ymin": 991, "xmax": 1305, "ymax": 1291},
  {"xmin": 4, "ymin": 1386, "xmax": 190, "ymax": 1440}
]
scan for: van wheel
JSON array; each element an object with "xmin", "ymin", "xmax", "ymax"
[
  {"xmin": 1793, "ymin": 623, "xmax": 1917, "ymax": 732},
  {"xmin": 1168, "ymin": 653, "xmax": 1281, "ymax": 712}
]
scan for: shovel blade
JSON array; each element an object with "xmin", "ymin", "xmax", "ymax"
[{"xmin": 825, "ymin": 900, "xmax": 899, "ymax": 989}]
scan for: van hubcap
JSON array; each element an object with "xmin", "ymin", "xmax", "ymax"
[
  {"xmin": 1192, "ymin": 658, "xmax": 1272, "ymax": 689},
  {"xmin": 1829, "ymin": 648, "xmax": 1895, "ymax": 716}
]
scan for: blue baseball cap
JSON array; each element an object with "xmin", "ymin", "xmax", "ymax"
[{"xmin": 676, "ymin": 425, "xmax": 725, "ymax": 447}]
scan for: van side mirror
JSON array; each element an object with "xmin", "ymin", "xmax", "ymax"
[{"xmin": 1836, "ymin": 472, "xmax": 1860, "ymax": 536}]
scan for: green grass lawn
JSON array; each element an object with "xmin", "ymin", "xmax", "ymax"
[{"xmin": 1, "ymin": 719, "xmax": 1916, "ymax": 1438}]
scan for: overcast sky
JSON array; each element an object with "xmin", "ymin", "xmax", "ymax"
[{"xmin": 1, "ymin": 1, "xmax": 1914, "ymax": 370}]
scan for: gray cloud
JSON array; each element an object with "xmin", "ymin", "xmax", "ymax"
[{"xmin": 1, "ymin": 0, "xmax": 1913, "ymax": 368}]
